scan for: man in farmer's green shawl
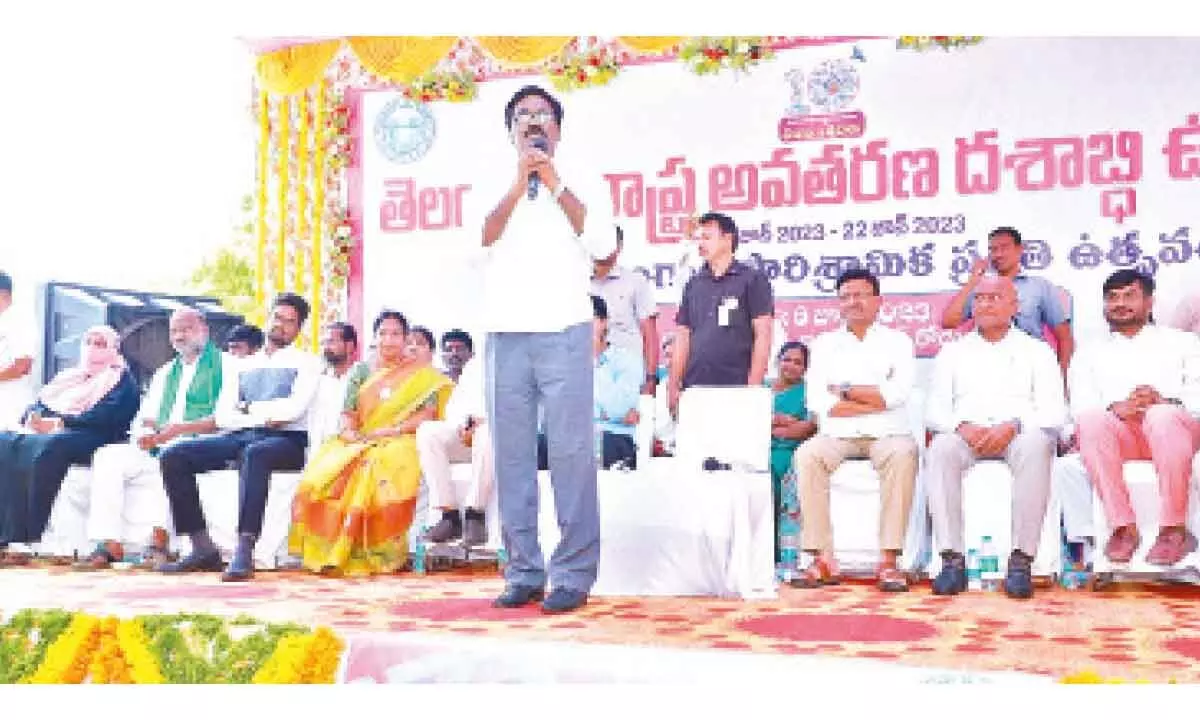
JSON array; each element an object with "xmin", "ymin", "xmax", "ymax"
[{"xmin": 71, "ymin": 308, "xmax": 237, "ymax": 570}]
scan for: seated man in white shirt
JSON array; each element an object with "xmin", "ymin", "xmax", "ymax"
[
  {"xmin": 75, "ymin": 308, "xmax": 238, "ymax": 569},
  {"xmin": 925, "ymin": 275, "xmax": 1067, "ymax": 599},
  {"xmin": 416, "ymin": 332, "xmax": 492, "ymax": 546},
  {"xmin": 308, "ymin": 321, "xmax": 358, "ymax": 447},
  {"xmin": 1070, "ymin": 269, "xmax": 1200, "ymax": 567},
  {"xmin": 440, "ymin": 329, "xmax": 474, "ymax": 383},
  {"xmin": 158, "ymin": 293, "xmax": 322, "ymax": 582},
  {"xmin": 793, "ymin": 268, "xmax": 919, "ymax": 592}
]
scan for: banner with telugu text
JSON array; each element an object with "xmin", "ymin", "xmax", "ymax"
[{"xmin": 352, "ymin": 37, "xmax": 1200, "ymax": 357}]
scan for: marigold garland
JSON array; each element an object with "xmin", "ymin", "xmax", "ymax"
[
  {"xmin": 21, "ymin": 614, "xmax": 100, "ymax": 684},
  {"xmin": 252, "ymin": 626, "xmax": 344, "ymax": 684},
  {"xmin": 4, "ymin": 610, "xmax": 341, "ymax": 684}
]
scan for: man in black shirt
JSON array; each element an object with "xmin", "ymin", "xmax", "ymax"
[{"xmin": 668, "ymin": 212, "xmax": 775, "ymax": 416}]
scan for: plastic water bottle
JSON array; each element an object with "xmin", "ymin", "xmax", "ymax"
[
  {"xmin": 594, "ymin": 426, "xmax": 605, "ymax": 467},
  {"xmin": 978, "ymin": 536, "xmax": 1001, "ymax": 591},
  {"xmin": 413, "ymin": 528, "xmax": 428, "ymax": 575},
  {"xmin": 1060, "ymin": 540, "xmax": 1086, "ymax": 590},
  {"xmin": 777, "ymin": 515, "xmax": 799, "ymax": 583},
  {"xmin": 497, "ymin": 547, "xmax": 508, "ymax": 573},
  {"xmin": 966, "ymin": 549, "xmax": 981, "ymax": 591},
  {"xmin": 776, "ymin": 471, "xmax": 800, "ymax": 582}
]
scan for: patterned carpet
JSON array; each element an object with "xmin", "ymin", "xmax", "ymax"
[{"xmin": 3, "ymin": 565, "xmax": 1199, "ymax": 682}]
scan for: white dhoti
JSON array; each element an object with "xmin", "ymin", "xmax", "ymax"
[
  {"xmin": 87, "ymin": 442, "xmax": 172, "ymax": 546},
  {"xmin": 1052, "ymin": 452, "xmax": 1094, "ymax": 542},
  {"xmin": 416, "ymin": 420, "xmax": 494, "ymax": 510}
]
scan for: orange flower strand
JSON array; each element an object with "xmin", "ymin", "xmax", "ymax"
[
  {"xmin": 21, "ymin": 615, "xmax": 101, "ymax": 684},
  {"xmin": 252, "ymin": 626, "xmax": 345, "ymax": 684}
]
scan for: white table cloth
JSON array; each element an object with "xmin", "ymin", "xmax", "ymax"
[{"xmin": 537, "ymin": 458, "xmax": 775, "ymax": 600}]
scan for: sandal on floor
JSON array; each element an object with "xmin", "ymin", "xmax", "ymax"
[
  {"xmin": 789, "ymin": 557, "xmax": 841, "ymax": 588},
  {"xmin": 137, "ymin": 547, "xmax": 172, "ymax": 571},
  {"xmin": 877, "ymin": 564, "xmax": 910, "ymax": 593},
  {"xmin": 73, "ymin": 545, "xmax": 121, "ymax": 571}
]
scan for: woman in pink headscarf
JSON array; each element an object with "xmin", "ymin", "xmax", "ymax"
[{"xmin": 0, "ymin": 326, "xmax": 140, "ymax": 565}]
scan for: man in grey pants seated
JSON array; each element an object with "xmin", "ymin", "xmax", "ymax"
[
  {"xmin": 924, "ymin": 275, "xmax": 1067, "ymax": 599},
  {"xmin": 479, "ymin": 85, "xmax": 616, "ymax": 614}
]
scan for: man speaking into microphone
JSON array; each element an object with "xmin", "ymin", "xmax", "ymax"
[{"xmin": 480, "ymin": 86, "xmax": 616, "ymax": 613}]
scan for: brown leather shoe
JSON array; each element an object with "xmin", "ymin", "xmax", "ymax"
[
  {"xmin": 1145, "ymin": 527, "xmax": 1198, "ymax": 567},
  {"xmin": 789, "ymin": 556, "xmax": 841, "ymax": 588},
  {"xmin": 1104, "ymin": 525, "xmax": 1140, "ymax": 563}
]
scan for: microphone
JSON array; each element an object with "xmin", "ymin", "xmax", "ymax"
[{"xmin": 528, "ymin": 135, "xmax": 549, "ymax": 200}]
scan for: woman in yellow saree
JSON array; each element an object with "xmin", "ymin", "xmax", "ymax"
[{"xmin": 289, "ymin": 311, "xmax": 452, "ymax": 576}]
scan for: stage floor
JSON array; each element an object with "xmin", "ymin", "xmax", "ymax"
[{"xmin": 3, "ymin": 565, "xmax": 1199, "ymax": 683}]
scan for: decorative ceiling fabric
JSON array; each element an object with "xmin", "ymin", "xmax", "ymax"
[
  {"xmin": 473, "ymin": 36, "xmax": 574, "ymax": 66},
  {"xmin": 255, "ymin": 40, "xmax": 342, "ymax": 95},
  {"xmin": 248, "ymin": 36, "xmax": 894, "ymax": 96},
  {"xmin": 346, "ymin": 36, "xmax": 459, "ymax": 85}
]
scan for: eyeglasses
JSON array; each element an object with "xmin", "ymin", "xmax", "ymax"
[{"xmin": 514, "ymin": 109, "xmax": 555, "ymax": 125}]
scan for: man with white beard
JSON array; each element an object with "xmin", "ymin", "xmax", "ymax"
[{"xmin": 72, "ymin": 309, "xmax": 237, "ymax": 569}]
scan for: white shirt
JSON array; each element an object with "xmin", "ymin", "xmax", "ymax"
[
  {"xmin": 131, "ymin": 351, "xmax": 240, "ymax": 442},
  {"xmin": 807, "ymin": 323, "xmax": 916, "ymax": 439},
  {"xmin": 926, "ymin": 328, "xmax": 1067, "ymax": 435},
  {"xmin": 0, "ymin": 305, "xmax": 35, "ymax": 430},
  {"xmin": 480, "ymin": 164, "xmax": 617, "ymax": 333},
  {"xmin": 214, "ymin": 344, "xmax": 323, "ymax": 433},
  {"xmin": 307, "ymin": 365, "xmax": 354, "ymax": 446},
  {"xmin": 1068, "ymin": 324, "xmax": 1200, "ymax": 418},
  {"xmin": 444, "ymin": 356, "xmax": 484, "ymax": 427}
]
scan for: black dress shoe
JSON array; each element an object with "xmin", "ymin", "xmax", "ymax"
[
  {"xmin": 541, "ymin": 587, "xmax": 588, "ymax": 614},
  {"xmin": 222, "ymin": 534, "xmax": 256, "ymax": 582},
  {"xmin": 931, "ymin": 552, "xmax": 968, "ymax": 596},
  {"xmin": 158, "ymin": 549, "xmax": 224, "ymax": 574},
  {"xmin": 493, "ymin": 584, "xmax": 545, "ymax": 608},
  {"xmin": 221, "ymin": 550, "xmax": 255, "ymax": 582},
  {"xmin": 1004, "ymin": 550, "xmax": 1034, "ymax": 599}
]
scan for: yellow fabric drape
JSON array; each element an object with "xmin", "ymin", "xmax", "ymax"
[
  {"xmin": 256, "ymin": 41, "xmax": 342, "ymax": 96},
  {"xmin": 310, "ymin": 81, "xmax": 327, "ymax": 351},
  {"xmin": 347, "ymin": 36, "xmax": 457, "ymax": 85},
  {"xmin": 618, "ymin": 36, "xmax": 685, "ymax": 54},
  {"xmin": 295, "ymin": 90, "xmax": 310, "ymax": 300},
  {"xmin": 255, "ymin": 93, "xmax": 269, "ymax": 308},
  {"xmin": 476, "ymin": 36, "xmax": 572, "ymax": 66},
  {"xmin": 275, "ymin": 96, "xmax": 290, "ymax": 295}
]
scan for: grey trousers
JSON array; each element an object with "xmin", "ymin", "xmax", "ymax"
[
  {"xmin": 485, "ymin": 321, "xmax": 599, "ymax": 593},
  {"xmin": 925, "ymin": 430, "xmax": 1055, "ymax": 556}
]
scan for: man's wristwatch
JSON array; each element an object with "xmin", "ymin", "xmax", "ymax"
[
  {"xmin": 838, "ymin": 383, "xmax": 851, "ymax": 400},
  {"xmin": 551, "ymin": 184, "xmax": 566, "ymax": 201}
]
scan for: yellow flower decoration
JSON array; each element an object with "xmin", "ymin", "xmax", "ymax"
[
  {"xmin": 618, "ymin": 36, "xmax": 684, "ymax": 54},
  {"xmin": 348, "ymin": 36, "xmax": 458, "ymax": 85},
  {"xmin": 477, "ymin": 36, "xmax": 573, "ymax": 67}
]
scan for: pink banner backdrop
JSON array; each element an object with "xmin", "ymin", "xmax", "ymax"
[{"xmin": 346, "ymin": 38, "xmax": 1200, "ymax": 355}]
